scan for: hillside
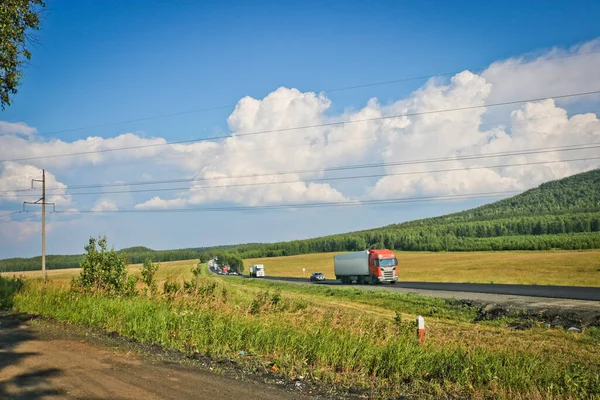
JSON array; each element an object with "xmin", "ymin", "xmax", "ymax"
[
  {"xmin": 405, "ymin": 168, "xmax": 600, "ymax": 225},
  {"xmin": 1, "ymin": 169, "xmax": 599, "ymax": 272},
  {"xmin": 229, "ymin": 169, "xmax": 600, "ymax": 256}
]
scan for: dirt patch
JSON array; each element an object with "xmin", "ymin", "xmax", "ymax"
[
  {"xmin": 454, "ymin": 299, "xmax": 600, "ymax": 329},
  {"xmin": 0, "ymin": 312, "xmax": 361, "ymax": 400}
]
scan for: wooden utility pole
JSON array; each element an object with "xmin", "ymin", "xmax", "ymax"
[
  {"xmin": 24, "ymin": 169, "xmax": 54, "ymax": 287},
  {"xmin": 41, "ymin": 169, "xmax": 46, "ymax": 283}
]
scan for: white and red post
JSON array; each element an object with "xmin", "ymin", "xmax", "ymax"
[{"xmin": 416, "ymin": 315, "xmax": 425, "ymax": 345}]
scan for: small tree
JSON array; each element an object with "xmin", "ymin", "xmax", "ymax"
[
  {"xmin": 199, "ymin": 252, "xmax": 211, "ymax": 263},
  {"xmin": 76, "ymin": 236, "xmax": 128, "ymax": 295},
  {"xmin": 227, "ymin": 253, "xmax": 244, "ymax": 274},
  {"xmin": 215, "ymin": 253, "xmax": 244, "ymax": 274},
  {"xmin": 141, "ymin": 258, "xmax": 159, "ymax": 296},
  {"xmin": 190, "ymin": 261, "xmax": 203, "ymax": 295}
]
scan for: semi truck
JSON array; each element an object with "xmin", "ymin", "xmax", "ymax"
[
  {"xmin": 334, "ymin": 250, "xmax": 398, "ymax": 284},
  {"xmin": 249, "ymin": 264, "xmax": 265, "ymax": 278}
]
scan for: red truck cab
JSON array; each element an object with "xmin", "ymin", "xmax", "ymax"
[{"xmin": 368, "ymin": 249, "xmax": 398, "ymax": 283}]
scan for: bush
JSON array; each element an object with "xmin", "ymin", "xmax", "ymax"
[
  {"xmin": 0, "ymin": 275, "xmax": 24, "ymax": 308},
  {"xmin": 215, "ymin": 253, "xmax": 244, "ymax": 274},
  {"xmin": 141, "ymin": 258, "xmax": 159, "ymax": 296},
  {"xmin": 163, "ymin": 279, "xmax": 180, "ymax": 300},
  {"xmin": 75, "ymin": 236, "xmax": 129, "ymax": 295}
]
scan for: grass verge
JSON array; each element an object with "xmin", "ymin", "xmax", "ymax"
[{"xmin": 5, "ymin": 273, "xmax": 599, "ymax": 399}]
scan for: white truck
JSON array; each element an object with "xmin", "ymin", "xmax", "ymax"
[{"xmin": 249, "ymin": 264, "xmax": 265, "ymax": 278}]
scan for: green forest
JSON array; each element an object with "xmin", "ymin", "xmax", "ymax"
[{"xmin": 2, "ymin": 169, "xmax": 599, "ymax": 272}]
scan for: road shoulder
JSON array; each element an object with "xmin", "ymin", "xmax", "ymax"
[{"xmin": 0, "ymin": 312, "xmax": 331, "ymax": 400}]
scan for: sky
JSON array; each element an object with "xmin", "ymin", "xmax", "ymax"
[{"xmin": 1, "ymin": 0, "xmax": 600, "ymax": 258}]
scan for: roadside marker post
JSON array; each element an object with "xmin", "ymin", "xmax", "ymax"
[{"xmin": 416, "ymin": 316, "xmax": 425, "ymax": 345}]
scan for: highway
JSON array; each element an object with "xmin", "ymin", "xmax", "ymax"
[
  {"xmin": 257, "ymin": 276, "xmax": 600, "ymax": 301},
  {"xmin": 208, "ymin": 261, "xmax": 600, "ymax": 302}
]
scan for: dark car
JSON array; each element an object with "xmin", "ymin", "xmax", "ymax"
[{"xmin": 310, "ymin": 272, "xmax": 326, "ymax": 282}]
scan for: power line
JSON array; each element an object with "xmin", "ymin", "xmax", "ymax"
[
  {"xmin": 24, "ymin": 49, "xmax": 600, "ymax": 138},
  {"xmin": 3, "ymin": 89, "xmax": 600, "ymax": 164},
  {"xmin": 5, "ymin": 156, "xmax": 598, "ymax": 199},
  {"xmin": 0, "ymin": 213, "xmax": 33, "ymax": 225},
  {"xmin": 53, "ymin": 191, "xmax": 520, "ymax": 214},
  {"xmin": 0, "ymin": 211, "xmax": 22, "ymax": 219},
  {"xmin": 26, "ymin": 110, "xmax": 599, "ymax": 174},
  {"xmin": 10, "ymin": 141, "xmax": 598, "ymax": 194}
]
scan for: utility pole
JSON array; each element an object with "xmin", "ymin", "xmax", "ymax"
[{"xmin": 24, "ymin": 170, "xmax": 55, "ymax": 287}]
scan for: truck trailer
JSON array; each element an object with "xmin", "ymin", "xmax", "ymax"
[
  {"xmin": 334, "ymin": 250, "xmax": 398, "ymax": 284},
  {"xmin": 249, "ymin": 264, "xmax": 265, "ymax": 278}
]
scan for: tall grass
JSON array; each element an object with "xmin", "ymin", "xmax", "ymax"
[
  {"xmin": 12, "ymin": 281, "xmax": 600, "ymax": 399},
  {"xmin": 0, "ymin": 275, "xmax": 23, "ymax": 309}
]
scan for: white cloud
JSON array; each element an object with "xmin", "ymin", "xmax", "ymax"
[
  {"xmin": 134, "ymin": 196, "xmax": 187, "ymax": 210},
  {"xmin": 482, "ymin": 38, "xmax": 600, "ymax": 105},
  {"xmin": 91, "ymin": 199, "xmax": 118, "ymax": 212},
  {"xmin": 367, "ymin": 94, "xmax": 600, "ymax": 199},
  {"xmin": 1, "ymin": 39, "xmax": 599, "ymax": 214},
  {"xmin": 0, "ymin": 162, "xmax": 72, "ymax": 206},
  {"xmin": 0, "ymin": 121, "xmax": 37, "ymax": 138}
]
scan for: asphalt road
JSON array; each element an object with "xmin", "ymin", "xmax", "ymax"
[{"xmin": 256, "ymin": 276, "xmax": 600, "ymax": 301}]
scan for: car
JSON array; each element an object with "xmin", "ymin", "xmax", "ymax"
[{"xmin": 310, "ymin": 272, "xmax": 326, "ymax": 282}]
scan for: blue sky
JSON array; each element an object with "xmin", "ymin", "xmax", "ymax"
[{"xmin": 1, "ymin": 0, "xmax": 599, "ymax": 257}]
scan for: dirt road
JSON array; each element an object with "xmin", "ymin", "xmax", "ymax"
[{"xmin": 0, "ymin": 313, "xmax": 315, "ymax": 400}]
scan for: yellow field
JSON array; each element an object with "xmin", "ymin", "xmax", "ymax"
[
  {"xmin": 4, "ymin": 250, "xmax": 600, "ymax": 287},
  {"xmin": 244, "ymin": 250, "xmax": 600, "ymax": 286},
  {"xmin": 1, "ymin": 259, "xmax": 199, "ymax": 286}
]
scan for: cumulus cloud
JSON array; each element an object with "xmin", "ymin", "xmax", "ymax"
[
  {"xmin": 482, "ymin": 38, "xmax": 600, "ymax": 105},
  {"xmin": 0, "ymin": 121, "xmax": 37, "ymax": 138},
  {"xmin": 0, "ymin": 162, "xmax": 72, "ymax": 205},
  {"xmin": 134, "ymin": 196, "xmax": 187, "ymax": 210},
  {"xmin": 1, "ymin": 39, "xmax": 600, "ymax": 213},
  {"xmin": 91, "ymin": 199, "xmax": 118, "ymax": 212},
  {"xmin": 133, "ymin": 54, "xmax": 600, "ymax": 208},
  {"xmin": 368, "ymin": 95, "xmax": 600, "ymax": 199}
]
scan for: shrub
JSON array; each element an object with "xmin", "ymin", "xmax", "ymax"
[
  {"xmin": 74, "ymin": 236, "xmax": 129, "ymax": 295},
  {"xmin": 141, "ymin": 258, "xmax": 159, "ymax": 296},
  {"xmin": 163, "ymin": 279, "xmax": 180, "ymax": 300},
  {"xmin": 0, "ymin": 275, "xmax": 24, "ymax": 308}
]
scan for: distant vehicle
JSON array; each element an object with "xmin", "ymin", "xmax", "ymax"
[
  {"xmin": 310, "ymin": 272, "xmax": 326, "ymax": 282},
  {"xmin": 334, "ymin": 250, "xmax": 398, "ymax": 284},
  {"xmin": 249, "ymin": 264, "xmax": 265, "ymax": 278}
]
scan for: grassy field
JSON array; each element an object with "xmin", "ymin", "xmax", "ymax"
[
  {"xmin": 244, "ymin": 250, "xmax": 600, "ymax": 286},
  {"xmin": 5, "ymin": 250, "xmax": 600, "ymax": 287},
  {"xmin": 4, "ymin": 267, "xmax": 600, "ymax": 399},
  {"xmin": 1, "ymin": 259, "xmax": 199, "ymax": 284}
]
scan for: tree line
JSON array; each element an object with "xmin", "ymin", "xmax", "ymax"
[{"xmin": 2, "ymin": 170, "xmax": 598, "ymax": 272}]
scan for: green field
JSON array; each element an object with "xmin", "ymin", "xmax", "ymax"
[{"xmin": 244, "ymin": 250, "xmax": 600, "ymax": 286}]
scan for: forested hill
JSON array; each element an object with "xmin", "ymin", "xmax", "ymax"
[
  {"xmin": 405, "ymin": 169, "xmax": 600, "ymax": 225},
  {"xmin": 1, "ymin": 169, "xmax": 599, "ymax": 272},
  {"xmin": 228, "ymin": 169, "xmax": 600, "ymax": 257}
]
